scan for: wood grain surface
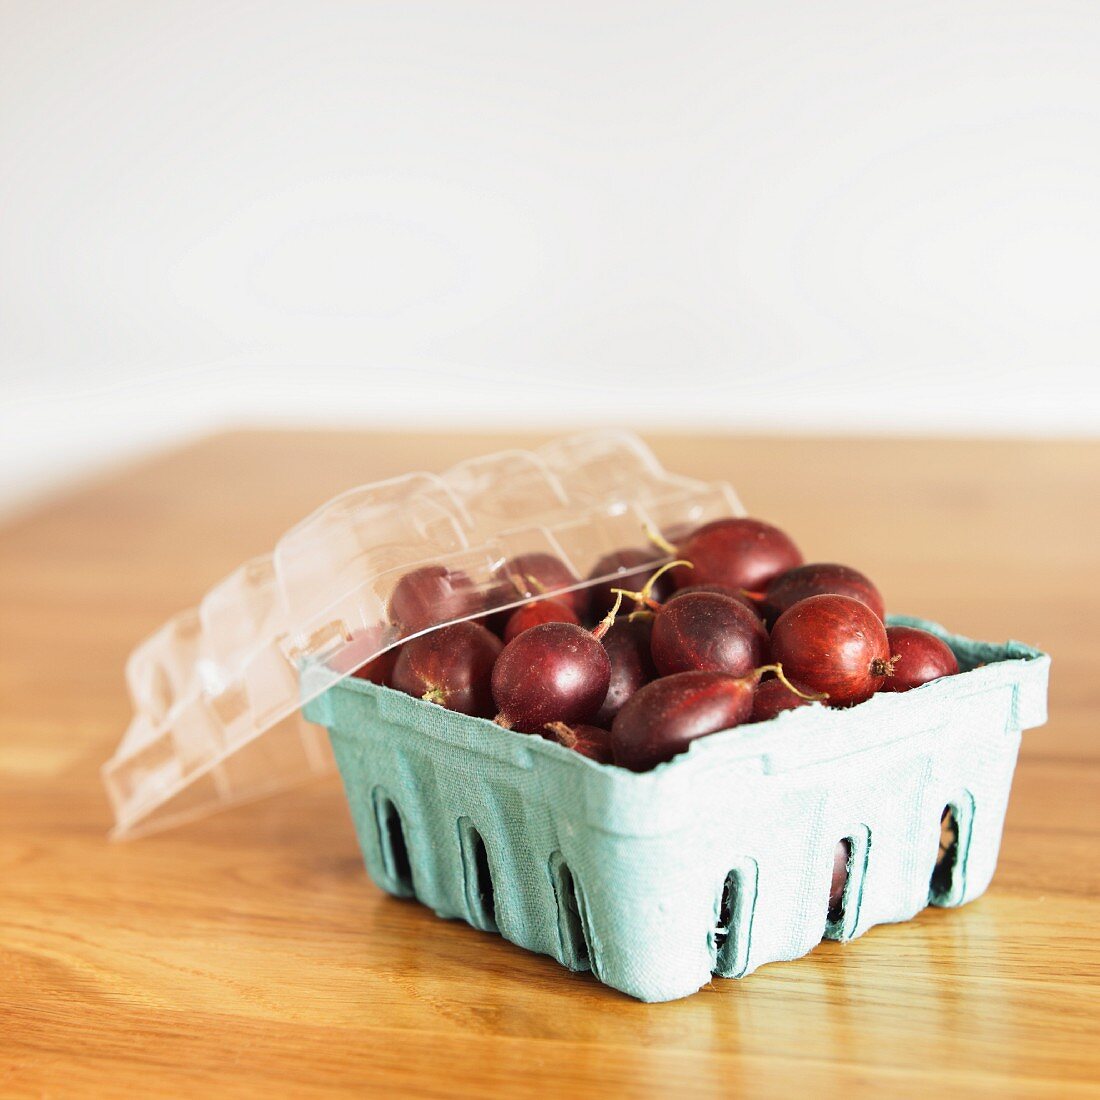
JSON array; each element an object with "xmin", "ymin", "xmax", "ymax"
[{"xmin": 1, "ymin": 431, "xmax": 1098, "ymax": 1099}]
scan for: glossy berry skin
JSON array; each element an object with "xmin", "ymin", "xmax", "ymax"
[
  {"xmin": 762, "ymin": 563, "xmax": 885, "ymax": 626},
  {"xmin": 593, "ymin": 618, "xmax": 657, "ymax": 727},
  {"xmin": 665, "ymin": 583, "xmax": 761, "ymax": 616},
  {"xmin": 586, "ymin": 548, "xmax": 673, "ymax": 618},
  {"xmin": 610, "ymin": 670, "xmax": 756, "ymax": 772},
  {"xmin": 546, "ymin": 722, "xmax": 614, "ymax": 764},
  {"xmin": 770, "ymin": 594, "xmax": 893, "ymax": 706},
  {"xmin": 498, "ymin": 552, "xmax": 586, "ymax": 618},
  {"xmin": 502, "ymin": 597, "xmax": 579, "ymax": 643},
  {"xmin": 492, "ymin": 621, "xmax": 611, "ymax": 734},
  {"xmin": 391, "ymin": 622, "xmax": 502, "ymax": 718},
  {"xmin": 750, "ymin": 676, "xmax": 816, "ymax": 722},
  {"xmin": 829, "ymin": 839, "xmax": 851, "ymax": 921},
  {"xmin": 650, "ymin": 591, "xmax": 769, "ymax": 678},
  {"xmin": 882, "ymin": 626, "xmax": 958, "ymax": 691},
  {"xmin": 673, "ymin": 517, "xmax": 802, "ymax": 592},
  {"xmin": 388, "ymin": 565, "xmax": 482, "ymax": 636}
]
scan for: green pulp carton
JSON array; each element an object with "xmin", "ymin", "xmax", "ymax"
[{"xmin": 304, "ymin": 619, "xmax": 1047, "ymax": 1002}]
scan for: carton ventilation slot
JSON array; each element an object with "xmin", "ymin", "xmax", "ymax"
[
  {"xmin": 373, "ymin": 790, "xmax": 414, "ymax": 898},
  {"xmin": 459, "ymin": 818, "xmax": 498, "ymax": 932},
  {"xmin": 550, "ymin": 854, "xmax": 591, "ymax": 971}
]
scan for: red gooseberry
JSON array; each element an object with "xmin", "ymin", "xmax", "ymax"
[
  {"xmin": 650, "ymin": 591, "xmax": 769, "ymax": 679},
  {"xmin": 770, "ymin": 594, "xmax": 895, "ymax": 706},
  {"xmin": 761, "ymin": 563, "xmax": 885, "ymax": 626},
  {"xmin": 502, "ymin": 598, "xmax": 580, "ymax": 643},
  {"xmin": 391, "ymin": 621, "xmax": 502, "ymax": 718},
  {"xmin": 669, "ymin": 517, "xmax": 803, "ymax": 592},
  {"xmin": 882, "ymin": 626, "xmax": 958, "ymax": 691},
  {"xmin": 492, "ymin": 621, "xmax": 612, "ymax": 734}
]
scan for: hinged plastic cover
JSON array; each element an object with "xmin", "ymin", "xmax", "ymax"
[{"xmin": 103, "ymin": 432, "xmax": 744, "ymax": 838}]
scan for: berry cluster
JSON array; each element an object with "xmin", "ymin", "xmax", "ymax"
[{"xmin": 353, "ymin": 517, "xmax": 959, "ymax": 774}]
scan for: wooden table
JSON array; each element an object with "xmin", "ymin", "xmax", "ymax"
[{"xmin": 2, "ymin": 431, "xmax": 1097, "ymax": 1098}]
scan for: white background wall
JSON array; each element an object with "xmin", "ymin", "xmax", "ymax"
[{"xmin": 2, "ymin": 1, "xmax": 1099, "ymax": 515}]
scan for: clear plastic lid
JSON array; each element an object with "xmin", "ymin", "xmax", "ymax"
[{"xmin": 103, "ymin": 432, "xmax": 744, "ymax": 837}]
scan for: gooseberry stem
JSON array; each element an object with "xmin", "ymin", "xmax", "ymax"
[
  {"xmin": 545, "ymin": 721, "xmax": 578, "ymax": 748},
  {"xmin": 591, "ymin": 589, "xmax": 624, "ymax": 641},
  {"xmin": 612, "ymin": 558, "xmax": 692, "ymax": 610},
  {"xmin": 644, "ymin": 523, "xmax": 678, "ymax": 556},
  {"xmin": 754, "ymin": 663, "xmax": 828, "ymax": 701},
  {"xmin": 509, "ymin": 570, "xmax": 549, "ymax": 598}
]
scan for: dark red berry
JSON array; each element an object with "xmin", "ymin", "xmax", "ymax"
[
  {"xmin": 770, "ymin": 594, "xmax": 894, "ymax": 706},
  {"xmin": 672, "ymin": 517, "xmax": 802, "ymax": 592},
  {"xmin": 351, "ymin": 647, "xmax": 398, "ymax": 686},
  {"xmin": 502, "ymin": 597, "xmax": 579, "ymax": 643},
  {"xmin": 586, "ymin": 548, "xmax": 673, "ymax": 618},
  {"xmin": 882, "ymin": 626, "xmax": 958, "ymax": 691},
  {"xmin": 650, "ymin": 591, "xmax": 769, "ymax": 678},
  {"xmin": 492, "ymin": 621, "xmax": 611, "ymax": 734},
  {"xmin": 545, "ymin": 722, "xmax": 614, "ymax": 764},
  {"xmin": 665, "ymin": 583, "xmax": 762, "ymax": 616},
  {"xmin": 750, "ymin": 676, "xmax": 816, "ymax": 722},
  {"xmin": 593, "ymin": 618, "xmax": 657, "ymax": 727},
  {"xmin": 497, "ymin": 552, "xmax": 586, "ymax": 618},
  {"xmin": 388, "ymin": 565, "xmax": 483, "ymax": 636},
  {"xmin": 610, "ymin": 670, "xmax": 757, "ymax": 772},
  {"xmin": 762, "ymin": 563, "xmax": 885, "ymax": 625},
  {"xmin": 390, "ymin": 622, "xmax": 502, "ymax": 717}
]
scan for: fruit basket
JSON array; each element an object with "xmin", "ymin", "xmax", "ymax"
[
  {"xmin": 104, "ymin": 432, "xmax": 1049, "ymax": 1002},
  {"xmin": 305, "ymin": 621, "xmax": 1046, "ymax": 1001}
]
